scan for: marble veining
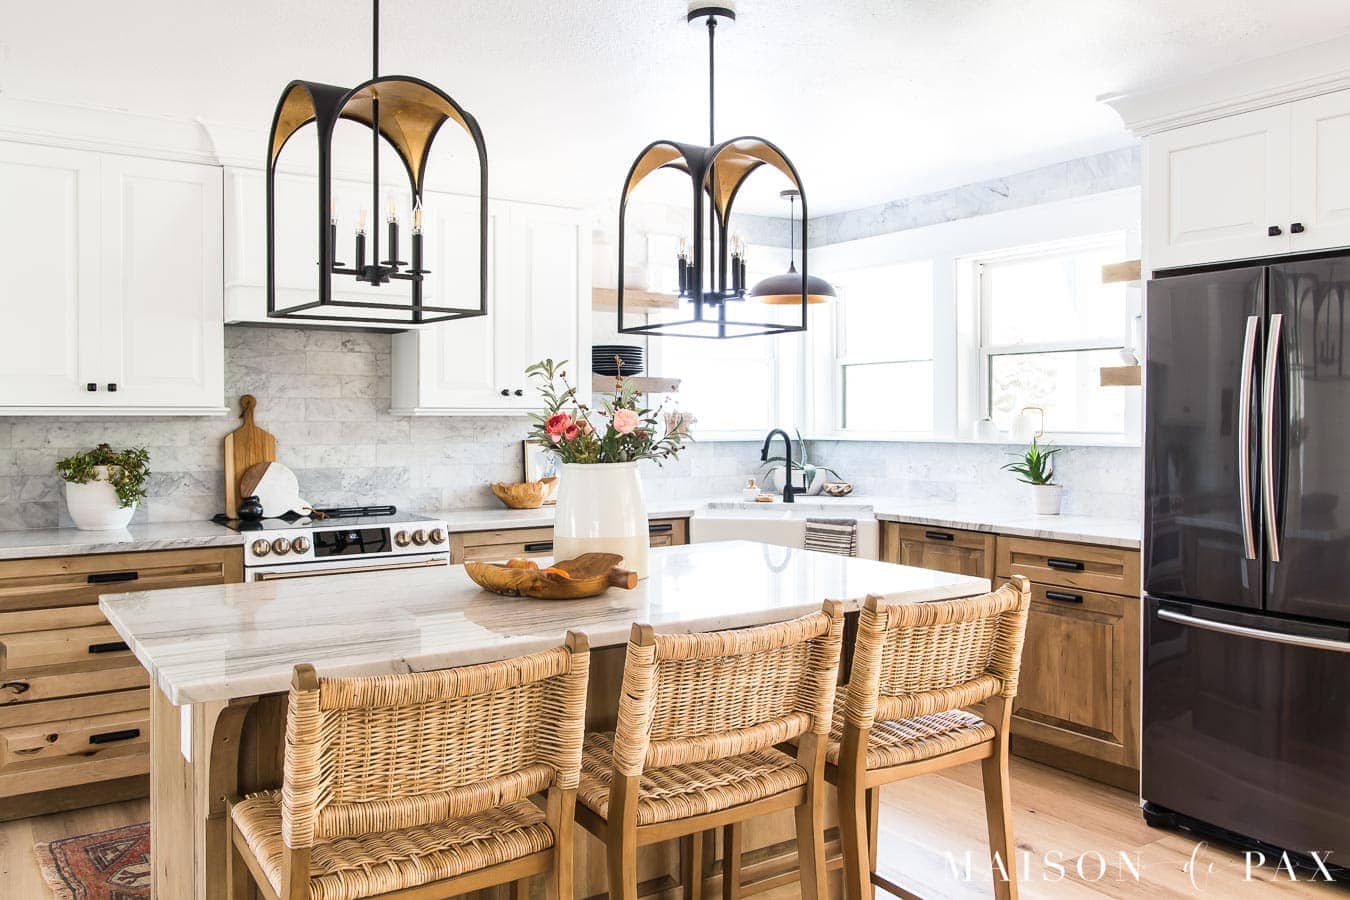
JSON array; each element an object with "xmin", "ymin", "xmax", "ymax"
[
  {"xmin": 100, "ymin": 541, "xmax": 987, "ymax": 705},
  {"xmin": 0, "ymin": 520, "xmax": 244, "ymax": 560}
]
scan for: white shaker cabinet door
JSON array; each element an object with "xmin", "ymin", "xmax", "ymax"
[
  {"xmin": 0, "ymin": 143, "xmax": 101, "ymax": 407},
  {"xmin": 1146, "ymin": 106, "xmax": 1292, "ymax": 270},
  {"xmin": 1291, "ymin": 90, "xmax": 1350, "ymax": 253},
  {"xmin": 98, "ymin": 155, "xmax": 224, "ymax": 410}
]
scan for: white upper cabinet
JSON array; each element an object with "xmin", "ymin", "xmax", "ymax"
[
  {"xmin": 1290, "ymin": 90, "xmax": 1350, "ymax": 252},
  {"xmin": 1145, "ymin": 87, "xmax": 1350, "ymax": 270},
  {"xmin": 0, "ymin": 142, "xmax": 224, "ymax": 414},
  {"xmin": 1145, "ymin": 106, "xmax": 1292, "ymax": 270},
  {"xmin": 391, "ymin": 201, "xmax": 589, "ymax": 415}
]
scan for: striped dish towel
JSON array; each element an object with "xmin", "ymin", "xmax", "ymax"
[{"xmin": 804, "ymin": 517, "xmax": 857, "ymax": 557}]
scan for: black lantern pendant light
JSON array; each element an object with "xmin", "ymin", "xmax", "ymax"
[
  {"xmin": 616, "ymin": 1, "xmax": 815, "ymax": 338},
  {"xmin": 265, "ymin": 0, "xmax": 488, "ymax": 326},
  {"xmin": 749, "ymin": 189, "xmax": 836, "ymax": 305}
]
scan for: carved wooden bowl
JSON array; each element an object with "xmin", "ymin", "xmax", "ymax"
[
  {"xmin": 464, "ymin": 553, "xmax": 637, "ymax": 600},
  {"xmin": 490, "ymin": 480, "xmax": 547, "ymax": 509}
]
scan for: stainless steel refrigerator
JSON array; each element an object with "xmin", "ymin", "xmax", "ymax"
[{"xmin": 1143, "ymin": 254, "xmax": 1350, "ymax": 860}]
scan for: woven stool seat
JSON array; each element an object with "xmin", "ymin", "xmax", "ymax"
[
  {"xmin": 825, "ymin": 698, "xmax": 995, "ymax": 768},
  {"xmin": 578, "ymin": 731, "xmax": 808, "ymax": 826},
  {"xmin": 232, "ymin": 791, "xmax": 553, "ymax": 900}
]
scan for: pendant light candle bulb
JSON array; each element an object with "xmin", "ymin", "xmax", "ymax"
[
  {"xmin": 356, "ymin": 209, "xmax": 368, "ymax": 235},
  {"xmin": 412, "ymin": 202, "xmax": 423, "ymax": 235},
  {"xmin": 387, "ymin": 196, "xmax": 398, "ymax": 223}
]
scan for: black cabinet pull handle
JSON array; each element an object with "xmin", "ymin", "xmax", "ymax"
[
  {"xmin": 500, "ymin": 389, "xmax": 510, "ymax": 396},
  {"xmin": 1268, "ymin": 225, "xmax": 1283, "ymax": 237},
  {"xmin": 1291, "ymin": 222, "xmax": 1306, "ymax": 234},
  {"xmin": 648, "ymin": 523, "xmax": 674, "ymax": 534},
  {"xmin": 1045, "ymin": 590, "xmax": 1084, "ymax": 604},
  {"xmin": 86, "ymin": 383, "xmax": 98, "ymax": 392},
  {"xmin": 924, "ymin": 530, "xmax": 955, "ymax": 541},
  {"xmin": 523, "ymin": 541, "xmax": 553, "ymax": 552},
  {"xmin": 87, "ymin": 571, "xmax": 139, "ymax": 584},
  {"xmin": 513, "ymin": 389, "xmax": 524, "ymax": 397},
  {"xmin": 89, "ymin": 728, "xmax": 140, "ymax": 745},
  {"xmin": 1046, "ymin": 557, "xmax": 1085, "ymax": 571},
  {"xmin": 106, "ymin": 383, "xmax": 118, "ymax": 392},
  {"xmin": 88, "ymin": 641, "xmax": 129, "ymax": 654}
]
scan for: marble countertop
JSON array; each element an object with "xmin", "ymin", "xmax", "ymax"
[
  {"xmin": 868, "ymin": 501, "xmax": 1140, "ymax": 549},
  {"xmin": 100, "ymin": 541, "xmax": 987, "ymax": 705},
  {"xmin": 0, "ymin": 520, "xmax": 246, "ymax": 561}
]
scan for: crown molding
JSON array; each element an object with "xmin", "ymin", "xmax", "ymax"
[
  {"xmin": 1101, "ymin": 32, "xmax": 1350, "ymax": 136},
  {"xmin": 0, "ymin": 94, "xmax": 223, "ymax": 164}
]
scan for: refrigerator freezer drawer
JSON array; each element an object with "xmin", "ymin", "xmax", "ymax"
[{"xmin": 1142, "ymin": 596, "xmax": 1350, "ymax": 857}]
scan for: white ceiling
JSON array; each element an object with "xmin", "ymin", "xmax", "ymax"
[{"xmin": 3, "ymin": 0, "xmax": 1350, "ymax": 215}]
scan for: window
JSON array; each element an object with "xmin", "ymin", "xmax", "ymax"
[
  {"xmin": 832, "ymin": 262, "xmax": 934, "ymax": 432},
  {"xmin": 977, "ymin": 235, "xmax": 1129, "ymax": 436}
]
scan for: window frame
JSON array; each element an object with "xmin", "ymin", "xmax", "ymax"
[{"xmin": 973, "ymin": 232, "xmax": 1137, "ymax": 441}]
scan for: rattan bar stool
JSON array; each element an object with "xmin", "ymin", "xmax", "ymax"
[
  {"xmin": 226, "ymin": 632, "xmax": 590, "ymax": 900},
  {"xmin": 833, "ymin": 576, "xmax": 1031, "ymax": 900},
  {"xmin": 575, "ymin": 603, "xmax": 846, "ymax": 900}
]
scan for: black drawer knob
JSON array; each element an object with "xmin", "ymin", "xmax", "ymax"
[
  {"xmin": 86, "ymin": 383, "xmax": 98, "ymax": 392},
  {"xmin": 106, "ymin": 383, "xmax": 118, "ymax": 392},
  {"xmin": 1268, "ymin": 225, "xmax": 1283, "ymax": 237},
  {"xmin": 500, "ymin": 389, "xmax": 510, "ymax": 396},
  {"xmin": 1291, "ymin": 222, "xmax": 1306, "ymax": 234},
  {"xmin": 514, "ymin": 389, "xmax": 524, "ymax": 397}
]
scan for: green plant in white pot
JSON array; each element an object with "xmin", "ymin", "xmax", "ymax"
[
  {"xmin": 1001, "ymin": 437, "xmax": 1063, "ymax": 515},
  {"xmin": 759, "ymin": 429, "xmax": 839, "ymax": 496},
  {"xmin": 55, "ymin": 444, "xmax": 151, "ymax": 531}
]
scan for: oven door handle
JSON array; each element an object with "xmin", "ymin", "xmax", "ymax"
[
  {"xmin": 252, "ymin": 558, "xmax": 447, "ymax": 581},
  {"xmin": 1157, "ymin": 609, "xmax": 1350, "ymax": 653}
]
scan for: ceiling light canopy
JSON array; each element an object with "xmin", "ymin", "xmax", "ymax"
[
  {"xmin": 615, "ymin": 1, "xmax": 821, "ymax": 339},
  {"xmin": 265, "ymin": 0, "xmax": 488, "ymax": 327}
]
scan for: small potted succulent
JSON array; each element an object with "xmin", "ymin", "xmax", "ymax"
[
  {"xmin": 1002, "ymin": 437, "xmax": 1063, "ymax": 515},
  {"xmin": 760, "ymin": 429, "xmax": 839, "ymax": 496},
  {"xmin": 55, "ymin": 444, "xmax": 151, "ymax": 530}
]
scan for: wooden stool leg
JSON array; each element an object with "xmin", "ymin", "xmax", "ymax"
[
  {"xmin": 866, "ymin": 787, "xmax": 879, "ymax": 872},
  {"xmin": 226, "ymin": 820, "xmax": 251, "ymax": 900},
  {"xmin": 981, "ymin": 702, "xmax": 1018, "ymax": 900},
  {"xmin": 510, "ymin": 876, "xmax": 532, "ymax": 900},
  {"xmin": 607, "ymin": 833, "xmax": 638, "ymax": 900},
  {"xmin": 681, "ymin": 832, "xmax": 706, "ymax": 900},
  {"xmin": 795, "ymin": 733, "xmax": 829, "ymax": 900},
  {"xmin": 721, "ymin": 823, "xmax": 742, "ymax": 900},
  {"xmin": 837, "ymin": 777, "xmax": 872, "ymax": 900}
]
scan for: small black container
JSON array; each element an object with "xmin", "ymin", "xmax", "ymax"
[{"xmin": 237, "ymin": 495, "xmax": 264, "ymax": 521}]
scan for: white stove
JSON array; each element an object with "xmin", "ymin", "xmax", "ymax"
[{"xmin": 220, "ymin": 511, "xmax": 450, "ymax": 582}]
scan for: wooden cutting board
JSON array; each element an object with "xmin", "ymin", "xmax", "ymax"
[{"xmin": 223, "ymin": 394, "xmax": 277, "ymax": 518}]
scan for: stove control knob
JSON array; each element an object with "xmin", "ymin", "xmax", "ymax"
[
  {"xmin": 428, "ymin": 528, "xmax": 445, "ymax": 545},
  {"xmin": 251, "ymin": 539, "xmax": 271, "ymax": 557},
  {"xmin": 292, "ymin": 536, "xmax": 311, "ymax": 554},
  {"xmin": 394, "ymin": 530, "xmax": 411, "ymax": 547},
  {"xmin": 411, "ymin": 529, "xmax": 428, "ymax": 546},
  {"xmin": 271, "ymin": 537, "xmax": 292, "ymax": 556}
]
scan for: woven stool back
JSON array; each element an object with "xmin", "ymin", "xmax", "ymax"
[
  {"xmin": 611, "ymin": 603, "xmax": 845, "ymax": 777},
  {"xmin": 843, "ymin": 577, "xmax": 1031, "ymax": 729},
  {"xmin": 281, "ymin": 635, "xmax": 590, "ymax": 848}
]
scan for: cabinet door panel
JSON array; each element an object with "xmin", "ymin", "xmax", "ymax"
[
  {"xmin": 1147, "ymin": 106, "xmax": 1291, "ymax": 269},
  {"xmin": 99, "ymin": 155, "xmax": 223, "ymax": 408},
  {"xmin": 1291, "ymin": 91, "xmax": 1350, "ymax": 252},
  {"xmin": 0, "ymin": 142, "xmax": 100, "ymax": 407},
  {"xmin": 883, "ymin": 522, "xmax": 994, "ymax": 579}
]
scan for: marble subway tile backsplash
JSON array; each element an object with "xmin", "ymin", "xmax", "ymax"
[{"xmin": 0, "ymin": 325, "xmax": 1140, "ymax": 531}]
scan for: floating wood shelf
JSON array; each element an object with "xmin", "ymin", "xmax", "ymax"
[
  {"xmin": 592, "ymin": 375, "xmax": 681, "ymax": 394},
  {"xmin": 1100, "ymin": 365, "xmax": 1142, "ymax": 387},
  {"xmin": 591, "ymin": 287, "xmax": 678, "ymax": 311},
  {"xmin": 1101, "ymin": 259, "xmax": 1142, "ymax": 285}
]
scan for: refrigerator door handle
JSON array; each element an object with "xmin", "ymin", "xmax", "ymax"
[
  {"xmin": 1157, "ymin": 608, "xmax": 1350, "ymax": 653},
  {"xmin": 1238, "ymin": 315, "xmax": 1260, "ymax": 561},
  {"xmin": 1261, "ymin": 313, "xmax": 1284, "ymax": 563}
]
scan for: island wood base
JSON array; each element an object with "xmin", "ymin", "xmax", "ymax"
[{"xmin": 148, "ymin": 643, "xmax": 843, "ymax": 899}]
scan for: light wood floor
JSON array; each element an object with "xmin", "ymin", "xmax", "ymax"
[{"xmin": 2, "ymin": 759, "xmax": 1345, "ymax": 898}]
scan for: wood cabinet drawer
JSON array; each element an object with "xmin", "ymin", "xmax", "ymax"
[
  {"xmin": 462, "ymin": 541, "xmax": 556, "ymax": 563},
  {"xmin": 0, "ymin": 707, "xmax": 150, "ymax": 797},
  {"xmin": 1, "ymin": 658, "xmax": 149, "ymax": 706},
  {"xmin": 996, "ymin": 536, "xmax": 1140, "ymax": 597},
  {"xmin": 1009, "ymin": 582, "xmax": 1140, "ymax": 770},
  {"xmin": 0, "ymin": 604, "xmax": 108, "ymax": 634},
  {"xmin": 452, "ymin": 518, "xmax": 689, "ymax": 563},
  {"xmin": 0, "ymin": 687, "xmax": 149, "ymax": 728},
  {"xmin": 883, "ymin": 522, "xmax": 995, "ymax": 579},
  {"xmin": 459, "ymin": 527, "xmax": 554, "ymax": 549},
  {"xmin": 1, "ymin": 624, "xmax": 130, "ymax": 671},
  {"xmin": 0, "ymin": 547, "xmax": 244, "ymax": 613}
]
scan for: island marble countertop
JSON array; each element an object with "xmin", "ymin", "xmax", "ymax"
[{"xmin": 100, "ymin": 540, "xmax": 988, "ymax": 705}]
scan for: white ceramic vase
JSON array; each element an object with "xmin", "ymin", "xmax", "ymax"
[
  {"xmin": 1031, "ymin": 483, "xmax": 1063, "ymax": 516},
  {"xmin": 552, "ymin": 462, "xmax": 650, "ymax": 578},
  {"xmin": 64, "ymin": 466, "xmax": 136, "ymax": 530}
]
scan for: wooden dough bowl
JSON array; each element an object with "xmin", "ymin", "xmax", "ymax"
[{"xmin": 465, "ymin": 553, "xmax": 637, "ymax": 600}]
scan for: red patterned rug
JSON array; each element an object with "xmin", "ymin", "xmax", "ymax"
[{"xmin": 33, "ymin": 821, "xmax": 150, "ymax": 899}]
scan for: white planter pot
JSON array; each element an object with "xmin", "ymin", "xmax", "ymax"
[
  {"xmin": 1030, "ymin": 484, "xmax": 1063, "ymax": 516},
  {"xmin": 552, "ymin": 462, "xmax": 650, "ymax": 578},
  {"xmin": 64, "ymin": 467, "xmax": 136, "ymax": 530}
]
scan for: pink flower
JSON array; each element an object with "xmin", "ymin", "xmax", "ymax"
[
  {"xmin": 613, "ymin": 409, "xmax": 640, "ymax": 435},
  {"xmin": 545, "ymin": 413, "xmax": 572, "ymax": 436},
  {"xmin": 563, "ymin": 423, "xmax": 581, "ymax": 441}
]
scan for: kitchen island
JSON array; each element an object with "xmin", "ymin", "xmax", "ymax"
[{"xmin": 101, "ymin": 540, "xmax": 988, "ymax": 899}]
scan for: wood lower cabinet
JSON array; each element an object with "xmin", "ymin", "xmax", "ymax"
[
  {"xmin": 450, "ymin": 518, "xmax": 689, "ymax": 563},
  {"xmin": 0, "ymin": 546, "xmax": 243, "ymax": 819},
  {"xmin": 882, "ymin": 521, "xmax": 995, "ymax": 579}
]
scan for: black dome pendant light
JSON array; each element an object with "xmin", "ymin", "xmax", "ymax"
[
  {"xmin": 265, "ymin": 0, "xmax": 488, "ymax": 327},
  {"xmin": 616, "ymin": 1, "xmax": 815, "ymax": 338},
  {"xmin": 749, "ymin": 189, "xmax": 836, "ymax": 305}
]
